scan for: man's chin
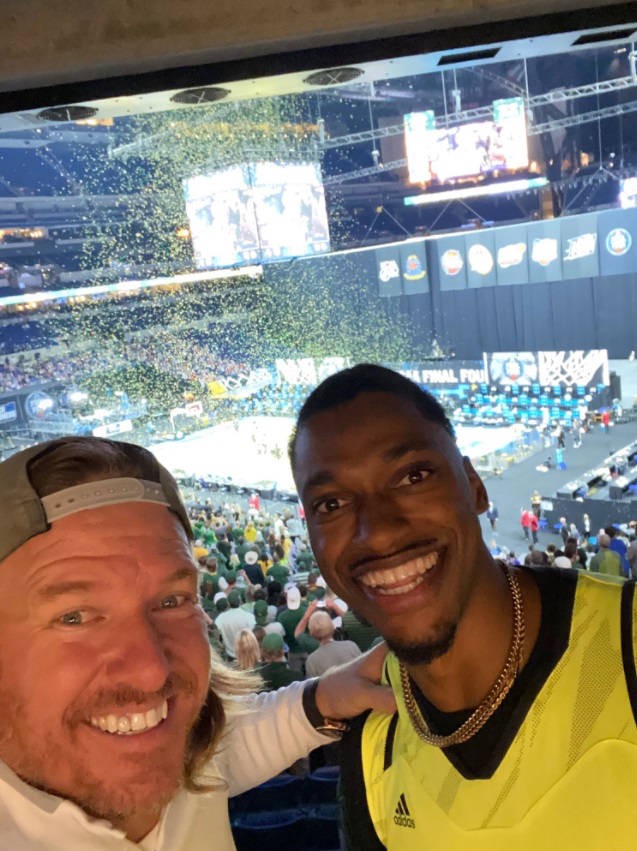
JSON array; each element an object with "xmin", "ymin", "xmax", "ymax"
[
  {"xmin": 385, "ymin": 621, "xmax": 457, "ymax": 667},
  {"xmin": 61, "ymin": 768, "xmax": 181, "ymax": 827}
]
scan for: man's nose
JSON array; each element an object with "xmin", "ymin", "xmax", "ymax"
[
  {"xmin": 102, "ymin": 615, "xmax": 172, "ymax": 694},
  {"xmin": 352, "ymin": 495, "xmax": 409, "ymax": 547}
]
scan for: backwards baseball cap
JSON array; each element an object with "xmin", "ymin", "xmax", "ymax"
[
  {"xmin": 254, "ymin": 599, "xmax": 268, "ymax": 626},
  {"xmin": 0, "ymin": 437, "xmax": 192, "ymax": 563},
  {"xmin": 261, "ymin": 633, "xmax": 284, "ymax": 654},
  {"xmin": 286, "ymin": 586, "xmax": 301, "ymax": 610}
]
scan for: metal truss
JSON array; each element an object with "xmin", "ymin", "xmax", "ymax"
[
  {"xmin": 468, "ymin": 67, "xmax": 527, "ymax": 98},
  {"xmin": 531, "ymin": 97, "xmax": 637, "ymax": 134},
  {"xmin": 324, "ymin": 159, "xmax": 407, "ymax": 185},
  {"xmin": 323, "ymin": 75, "xmax": 637, "ymax": 149},
  {"xmin": 326, "ymin": 97, "xmax": 637, "ymax": 184}
]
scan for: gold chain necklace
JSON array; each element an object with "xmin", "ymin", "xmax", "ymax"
[{"xmin": 399, "ymin": 563, "xmax": 525, "ymax": 748}]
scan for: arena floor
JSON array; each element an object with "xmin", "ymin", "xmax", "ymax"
[{"xmin": 148, "ymin": 416, "xmax": 526, "ymax": 494}]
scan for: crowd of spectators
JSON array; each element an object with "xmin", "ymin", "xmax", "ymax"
[
  {"xmin": 185, "ymin": 495, "xmax": 382, "ymax": 694},
  {"xmin": 491, "ymin": 518, "xmax": 637, "ymax": 580},
  {"xmin": 0, "ymin": 330, "xmax": 255, "ymax": 394}
]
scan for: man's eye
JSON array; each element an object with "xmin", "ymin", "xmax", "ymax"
[
  {"xmin": 58, "ymin": 610, "xmax": 90, "ymax": 627},
  {"xmin": 158, "ymin": 594, "xmax": 191, "ymax": 610},
  {"xmin": 315, "ymin": 497, "xmax": 347, "ymax": 515},
  {"xmin": 395, "ymin": 468, "xmax": 430, "ymax": 488}
]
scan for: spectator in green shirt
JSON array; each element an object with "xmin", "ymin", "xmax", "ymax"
[
  {"xmin": 258, "ymin": 634, "xmax": 304, "ymax": 691},
  {"xmin": 296, "ymin": 541, "xmax": 315, "ymax": 572},
  {"xmin": 276, "ymin": 586, "xmax": 314, "ymax": 671},
  {"xmin": 589, "ymin": 534, "xmax": 624, "ymax": 577},
  {"xmin": 266, "ymin": 553, "xmax": 290, "ymax": 586}
]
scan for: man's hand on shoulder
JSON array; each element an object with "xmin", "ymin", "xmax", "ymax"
[{"xmin": 315, "ymin": 642, "xmax": 396, "ymax": 719}]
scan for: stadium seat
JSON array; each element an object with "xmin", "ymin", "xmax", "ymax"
[
  {"xmin": 305, "ymin": 766, "xmax": 340, "ymax": 804},
  {"xmin": 304, "ymin": 804, "xmax": 340, "ymax": 850},
  {"xmin": 232, "ymin": 809, "xmax": 310, "ymax": 851},
  {"xmin": 229, "ymin": 773, "xmax": 304, "ymax": 815},
  {"xmin": 539, "ymin": 519, "xmax": 548, "ymax": 530}
]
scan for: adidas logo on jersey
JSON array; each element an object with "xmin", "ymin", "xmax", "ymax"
[{"xmin": 393, "ymin": 792, "xmax": 416, "ymax": 829}]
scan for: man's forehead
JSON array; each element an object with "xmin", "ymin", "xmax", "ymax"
[
  {"xmin": 18, "ymin": 502, "xmax": 189, "ymax": 560},
  {"xmin": 296, "ymin": 394, "xmax": 448, "ymax": 453}
]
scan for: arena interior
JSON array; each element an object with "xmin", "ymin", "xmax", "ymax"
[{"xmin": 3, "ymin": 4, "xmax": 637, "ymax": 846}]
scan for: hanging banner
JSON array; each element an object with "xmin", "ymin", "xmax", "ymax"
[
  {"xmin": 465, "ymin": 231, "xmax": 498, "ymax": 289},
  {"xmin": 494, "ymin": 224, "xmax": 529, "ymax": 286},
  {"xmin": 598, "ymin": 207, "xmax": 637, "ymax": 277},
  {"xmin": 433, "ymin": 235, "xmax": 468, "ymax": 291},
  {"xmin": 560, "ymin": 212, "xmax": 600, "ymax": 280},
  {"xmin": 399, "ymin": 242, "xmax": 429, "ymax": 295},
  {"xmin": 376, "ymin": 245, "xmax": 402, "ymax": 297},
  {"xmin": 527, "ymin": 219, "xmax": 562, "ymax": 283}
]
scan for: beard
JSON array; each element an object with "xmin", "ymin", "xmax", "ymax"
[
  {"xmin": 0, "ymin": 671, "xmax": 204, "ymax": 830},
  {"xmin": 385, "ymin": 619, "xmax": 457, "ymax": 666}
]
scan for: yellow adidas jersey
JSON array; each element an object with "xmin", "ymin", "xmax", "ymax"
[{"xmin": 356, "ymin": 572, "xmax": 637, "ymax": 850}]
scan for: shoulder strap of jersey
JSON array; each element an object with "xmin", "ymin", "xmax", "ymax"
[
  {"xmin": 340, "ymin": 710, "xmax": 387, "ymax": 850},
  {"xmin": 620, "ymin": 578, "xmax": 637, "ymax": 724}
]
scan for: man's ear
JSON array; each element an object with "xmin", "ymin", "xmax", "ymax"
[{"xmin": 462, "ymin": 456, "xmax": 489, "ymax": 515}]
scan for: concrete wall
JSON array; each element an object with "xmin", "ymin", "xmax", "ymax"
[{"xmin": 0, "ymin": 0, "xmax": 629, "ymax": 92}]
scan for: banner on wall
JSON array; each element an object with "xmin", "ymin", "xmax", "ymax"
[
  {"xmin": 560, "ymin": 213, "xmax": 600, "ymax": 280},
  {"xmin": 399, "ymin": 242, "xmax": 429, "ymax": 295},
  {"xmin": 465, "ymin": 231, "xmax": 497, "ymax": 289},
  {"xmin": 494, "ymin": 224, "xmax": 529, "ymax": 286},
  {"xmin": 527, "ymin": 219, "xmax": 562, "ymax": 283},
  {"xmin": 275, "ymin": 357, "xmax": 351, "ymax": 385},
  {"xmin": 433, "ymin": 235, "xmax": 468, "ymax": 290},
  {"xmin": 484, "ymin": 349, "xmax": 609, "ymax": 389},
  {"xmin": 365, "ymin": 207, "xmax": 637, "ymax": 300},
  {"xmin": 398, "ymin": 360, "xmax": 488, "ymax": 387},
  {"xmin": 598, "ymin": 207, "xmax": 637, "ymax": 277},
  {"xmin": 376, "ymin": 245, "xmax": 402, "ymax": 297}
]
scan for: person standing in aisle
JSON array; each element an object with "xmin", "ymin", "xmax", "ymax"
[
  {"xmin": 487, "ymin": 502, "xmax": 499, "ymax": 533},
  {"xmin": 520, "ymin": 507, "xmax": 531, "ymax": 540},
  {"xmin": 530, "ymin": 511, "xmax": 540, "ymax": 545}
]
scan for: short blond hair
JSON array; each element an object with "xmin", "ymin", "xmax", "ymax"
[{"xmin": 308, "ymin": 610, "xmax": 335, "ymax": 641}]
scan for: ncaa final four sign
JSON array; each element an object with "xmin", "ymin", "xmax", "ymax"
[{"xmin": 487, "ymin": 350, "xmax": 609, "ymax": 389}]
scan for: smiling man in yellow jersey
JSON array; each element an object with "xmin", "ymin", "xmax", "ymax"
[{"xmin": 290, "ymin": 363, "xmax": 637, "ymax": 851}]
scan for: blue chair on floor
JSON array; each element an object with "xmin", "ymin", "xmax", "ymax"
[
  {"xmin": 539, "ymin": 518, "xmax": 548, "ymax": 530},
  {"xmin": 229, "ymin": 773, "xmax": 304, "ymax": 816},
  {"xmin": 306, "ymin": 766, "xmax": 340, "ymax": 804},
  {"xmin": 304, "ymin": 804, "xmax": 340, "ymax": 851},
  {"xmin": 232, "ymin": 808, "xmax": 309, "ymax": 851}
]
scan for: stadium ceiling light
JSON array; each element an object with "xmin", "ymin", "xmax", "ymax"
[
  {"xmin": 37, "ymin": 105, "xmax": 98, "ymax": 122},
  {"xmin": 170, "ymin": 87, "xmax": 231, "ymax": 105},
  {"xmin": 404, "ymin": 177, "xmax": 548, "ymax": 206},
  {"xmin": 303, "ymin": 67, "xmax": 364, "ymax": 86}
]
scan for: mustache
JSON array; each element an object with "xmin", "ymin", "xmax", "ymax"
[
  {"xmin": 348, "ymin": 538, "xmax": 439, "ymax": 572},
  {"xmin": 67, "ymin": 671, "xmax": 198, "ymax": 724}
]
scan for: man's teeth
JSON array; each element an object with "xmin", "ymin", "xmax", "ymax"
[
  {"xmin": 360, "ymin": 552, "xmax": 439, "ymax": 595},
  {"xmin": 90, "ymin": 699, "xmax": 168, "ymax": 736}
]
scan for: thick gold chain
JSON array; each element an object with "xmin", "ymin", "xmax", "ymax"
[{"xmin": 399, "ymin": 563, "xmax": 525, "ymax": 748}]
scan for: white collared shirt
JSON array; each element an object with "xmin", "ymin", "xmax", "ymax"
[{"xmin": 0, "ymin": 681, "xmax": 329, "ymax": 850}]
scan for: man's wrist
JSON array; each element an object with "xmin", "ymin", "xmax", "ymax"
[{"xmin": 302, "ymin": 678, "xmax": 349, "ymax": 739}]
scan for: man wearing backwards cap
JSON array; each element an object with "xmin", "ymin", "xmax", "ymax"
[{"xmin": 0, "ymin": 436, "xmax": 395, "ymax": 851}]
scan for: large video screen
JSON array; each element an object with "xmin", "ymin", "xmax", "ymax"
[
  {"xmin": 183, "ymin": 166, "xmax": 259, "ymax": 269},
  {"xmin": 183, "ymin": 161, "xmax": 330, "ymax": 269},
  {"xmin": 404, "ymin": 98, "xmax": 529, "ymax": 185}
]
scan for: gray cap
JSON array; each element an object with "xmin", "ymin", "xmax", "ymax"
[{"xmin": 0, "ymin": 437, "xmax": 193, "ymax": 563}]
